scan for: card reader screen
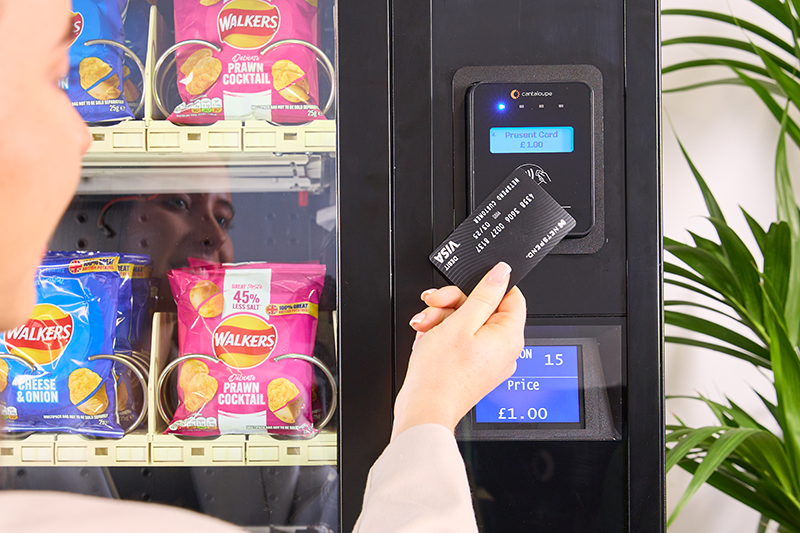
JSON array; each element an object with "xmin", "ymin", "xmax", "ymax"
[
  {"xmin": 476, "ymin": 345, "xmax": 581, "ymax": 424},
  {"xmin": 489, "ymin": 126, "xmax": 574, "ymax": 154}
]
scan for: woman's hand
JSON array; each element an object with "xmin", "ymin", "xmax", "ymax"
[{"xmin": 391, "ymin": 262, "xmax": 527, "ymax": 440}]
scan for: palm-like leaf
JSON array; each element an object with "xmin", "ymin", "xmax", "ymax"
[
  {"xmin": 663, "ymin": 2, "xmax": 800, "ymax": 148},
  {"xmin": 665, "ymin": 123, "xmax": 800, "ymax": 528}
]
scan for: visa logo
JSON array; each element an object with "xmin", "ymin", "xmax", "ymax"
[{"xmin": 433, "ymin": 241, "xmax": 461, "ymax": 263}]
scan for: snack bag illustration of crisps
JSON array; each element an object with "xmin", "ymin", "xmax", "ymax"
[
  {"xmin": 66, "ymin": 0, "xmax": 134, "ymax": 123},
  {"xmin": 168, "ymin": 0, "xmax": 325, "ymax": 125},
  {"xmin": 0, "ymin": 255, "xmax": 123, "ymax": 438},
  {"xmin": 166, "ymin": 261, "xmax": 325, "ymax": 436}
]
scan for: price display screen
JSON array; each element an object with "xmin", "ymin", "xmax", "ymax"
[
  {"xmin": 475, "ymin": 345, "xmax": 583, "ymax": 426},
  {"xmin": 489, "ymin": 127, "xmax": 575, "ymax": 154}
]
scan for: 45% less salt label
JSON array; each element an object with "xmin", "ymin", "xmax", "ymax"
[{"xmin": 475, "ymin": 345, "xmax": 581, "ymax": 423}]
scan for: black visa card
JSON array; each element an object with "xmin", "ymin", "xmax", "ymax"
[{"xmin": 430, "ymin": 165, "xmax": 576, "ymax": 294}]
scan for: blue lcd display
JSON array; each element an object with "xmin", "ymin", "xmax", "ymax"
[
  {"xmin": 490, "ymin": 126, "xmax": 574, "ymax": 154},
  {"xmin": 476, "ymin": 345, "xmax": 581, "ymax": 424}
]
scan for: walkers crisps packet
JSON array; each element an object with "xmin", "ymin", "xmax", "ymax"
[
  {"xmin": 166, "ymin": 261, "xmax": 325, "ymax": 436},
  {"xmin": 168, "ymin": 0, "xmax": 325, "ymax": 124},
  {"xmin": 0, "ymin": 255, "xmax": 123, "ymax": 437},
  {"xmin": 67, "ymin": 0, "xmax": 134, "ymax": 123}
]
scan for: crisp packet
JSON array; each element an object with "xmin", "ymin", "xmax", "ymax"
[
  {"xmin": 116, "ymin": 254, "xmax": 153, "ymax": 427},
  {"xmin": 66, "ymin": 0, "xmax": 134, "ymax": 123},
  {"xmin": 168, "ymin": 0, "xmax": 325, "ymax": 125},
  {"xmin": 122, "ymin": 0, "xmax": 152, "ymax": 116},
  {"xmin": 0, "ymin": 254, "xmax": 123, "ymax": 437},
  {"xmin": 166, "ymin": 261, "xmax": 325, "ymax": 436}
]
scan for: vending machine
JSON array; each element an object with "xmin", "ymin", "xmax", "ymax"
[{"xmin": 0, "ymin": 0, "xmax": 662, "ymax": 531}]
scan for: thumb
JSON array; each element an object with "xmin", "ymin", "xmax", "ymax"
[{"xmin": 450, "ymin": 262, "xmax": 512, "ymax": 333}]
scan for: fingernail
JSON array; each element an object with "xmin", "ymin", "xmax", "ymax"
[
  {"xmin": 409, "ymin": 312, "xmax": 426, "ymax": 326},
  {"xmin": 487, "ymin": 262, "xmax": 512, "ymax": 285},
  {"xmin": 420, "ymin": 289, "xmax": 437, "ymax": 301},
  {"xmin": 412, "ymin": 331, "xmax": 424, "ymax": 350}
]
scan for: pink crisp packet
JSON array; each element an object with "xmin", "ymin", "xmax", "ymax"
[
  {"xmin": 169, "ymin": 0, "xmax": 325, "ymax": 125},
  {"xmin": 166, "ymin": 261, "xmax": 325, "ymax": 436}
]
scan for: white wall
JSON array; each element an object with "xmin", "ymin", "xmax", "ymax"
[{"xmin": 662, "ymin": 1, "xmax": 800, "ymax": 531}]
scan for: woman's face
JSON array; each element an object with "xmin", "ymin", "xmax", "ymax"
[
  {"xmin": 126, "ymin": 193, "xmax": 235, "ymax": 308},
  {"xmin": 0, "ymin": 0, "xmax": 91, "ymax": 330}
]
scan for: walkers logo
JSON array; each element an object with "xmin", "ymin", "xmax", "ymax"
[
  {"xmin": 213, "ymin": 314, "xmax": 277, "ymax": 368},
  {"xmin": 218, "ymin": 0, "xmax": 281, "ymax": 50},
  {"xmin": 70, "ymin": 12, "xmax": 84, "ymax": 47},
  {"xmin": 4, "ymin": 304, "xmax": 74, "ymax": 366}
]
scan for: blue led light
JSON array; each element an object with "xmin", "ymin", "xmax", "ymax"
[{"xmin": 498, "ymin": 103, "xmax": 506, "ymax": 110}]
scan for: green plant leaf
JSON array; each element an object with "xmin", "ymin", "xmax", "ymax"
[
  {"xmin": 748, "ymin": 0, "xmax": 797, "ymax": 28},
  {"xmin": 764, "ymin": 290, "xmax": 800, "ymax": 491},
  {"xmin": 735, "ymin": 69, "xmax": 800, "ymax": 147},
  {"xmin": 666, "ymin": 336, "xmax": 772, "ymax": 368},
  {"xmin": 727, "ymin": 397, "xmax": 769, "ymax": 431},
  {"xmin": 663, "ymin": 58, "xmax": 771, "ymax": 77},
  {"xmin": 706, "ymin": 217, "xmax": 764, "ymax": 324},
  {"xmin": 742, "ymin": 207, "xmax": 768, "ymax": 257},
  {"xmin": 755, "ymin": 389, "xmax": 781, "ymax": 428},
  {"xmin": 664, "ymin": 276, "xmax": 729, "ymax": 307},
  {"xmin": 663, "ymin": 36, "xmax": 798, "ymax": 74},
  {"xmin": 664, "ymin": 77, "xmax": 784, "ymax": 96},
  {"xmin": 738, "ymin": 430, "xmax": 796, "ymax": 494},
  {"xmin": 666, "ymin": 310, "xmax": 769, "ymax": 360},
  {"xmin": 667, "ymin": 426, "xmax": 722, "ymax": 472},
  {"xmin": 666, "ymin": 426, "xmax": 694, "ymax": 443},
  {"xmin": 775, "ymin": 121, "xmax": 800, "ymax": 345},
  {"xmin": 669, "ymin": 427, "xmax": 761, "ymax": 526},
  {"xmin": 662, "ymin": 9, "xmax": 796, "ymax": 55},
  {"xmin": 776, "ymin": 124, "xmax": 800, "ymax": 236},
  {"xmin": 674, "ymin": 139, "xmax": 725, "ymax": 223},
  {"xmin": 665, "ymin": 299, "xmax": 747, "ymax": 325},
  {"xmin": 687, "ymin": 231, "xmax": 724, "ymax": 259},
  {"xmin": 665, "ymin": 244, "xmax": 742, "ymax": 302},
  {"xmin": 680, "ymin": 458, "xmax": 800, "ymax": 530},
  {"xmin": 761, "ymin": 55, "xmax": 800, "ymax": 117},
  {"xmin": 764, "ymin": 221, "xmax": 792, "ymax": 311}
]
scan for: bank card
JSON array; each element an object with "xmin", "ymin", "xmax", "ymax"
[{"xmin": 430, "ymin": 165, "xmax": 576, "ymax": 294}]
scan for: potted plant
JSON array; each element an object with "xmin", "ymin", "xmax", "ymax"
[{"xmin": 664, "ymin": 1, "xmax": 800, "ymax": 530}]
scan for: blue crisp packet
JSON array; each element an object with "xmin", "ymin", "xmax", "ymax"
[
  {"xmin": 122, "ymin": 0, "xmax": 151, "ymax": 118},
  {"xmin": 66, "ymin": 0, "xmax": 133, "ymax": 123},
  {"xmin": 0, "ymin": 255, "xmax": 123, "ymax": 438},
  {"xmin": 123, "ymin": 254, "xmax": 154, "ymax": 355},
  {"xmin": 116, "ymin": 254, "xmax": 153, "ymax": 427}
]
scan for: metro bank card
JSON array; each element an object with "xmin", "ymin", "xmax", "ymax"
[{"xmin": 430, "ymin": 166, "xmax": 576, "ymax": 294}]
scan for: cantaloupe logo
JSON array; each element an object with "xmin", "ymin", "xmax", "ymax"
[
  {"xmin": 217, "ymin": 0, "xmax": 281, "ymax": 50},
  {"xmin": 4, "ymin": 304, "xmax": 73, "ymax": 366},
  {"xmin": 213, "ymin": 314, "xmax": 277, "ymax": 368}
]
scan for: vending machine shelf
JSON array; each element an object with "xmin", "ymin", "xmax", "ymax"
[
  {"xmin": 86, "ymin": 120, "xmax": 336, "ymax": 155},
  {"xmin": 78, "ymin": 153, "xmax": 324, "ymax": 194},
  {"xmin": 0, "ymin": 312, "xmax": 338, "ymax": 468},
  {"xmin": 0, "ymin": 430, "xmax": 336, "ymax": 467}
]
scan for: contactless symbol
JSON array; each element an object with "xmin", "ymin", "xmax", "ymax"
[
  {"xmin": 510, "ymin": 89, "xmax": 521, "ymax": 99},
  {"xmin": 525, "ymin": 165, "xmax": 552, "ymax": 186}
]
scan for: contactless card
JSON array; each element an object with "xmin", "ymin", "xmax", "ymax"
[{"xmin": 430, "ymin": 165, "xmax": 576, "ymax": 294}]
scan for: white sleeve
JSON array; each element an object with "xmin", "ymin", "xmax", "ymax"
[
  {"xmin": 353, "ymin": 423, "xmax": 479, "ymax": 533},
  {"xmin": 0, "ymin": 491, "xmax": 246, "ymax": 533}
]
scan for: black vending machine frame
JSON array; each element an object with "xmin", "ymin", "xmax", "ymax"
[
  {"xmin": 380, "ymin": 0, "xmax": 664, "ymax": 532},
  {"xmin": 336, "ymin": 0, "xmax": 394, "ymax": 530}
]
